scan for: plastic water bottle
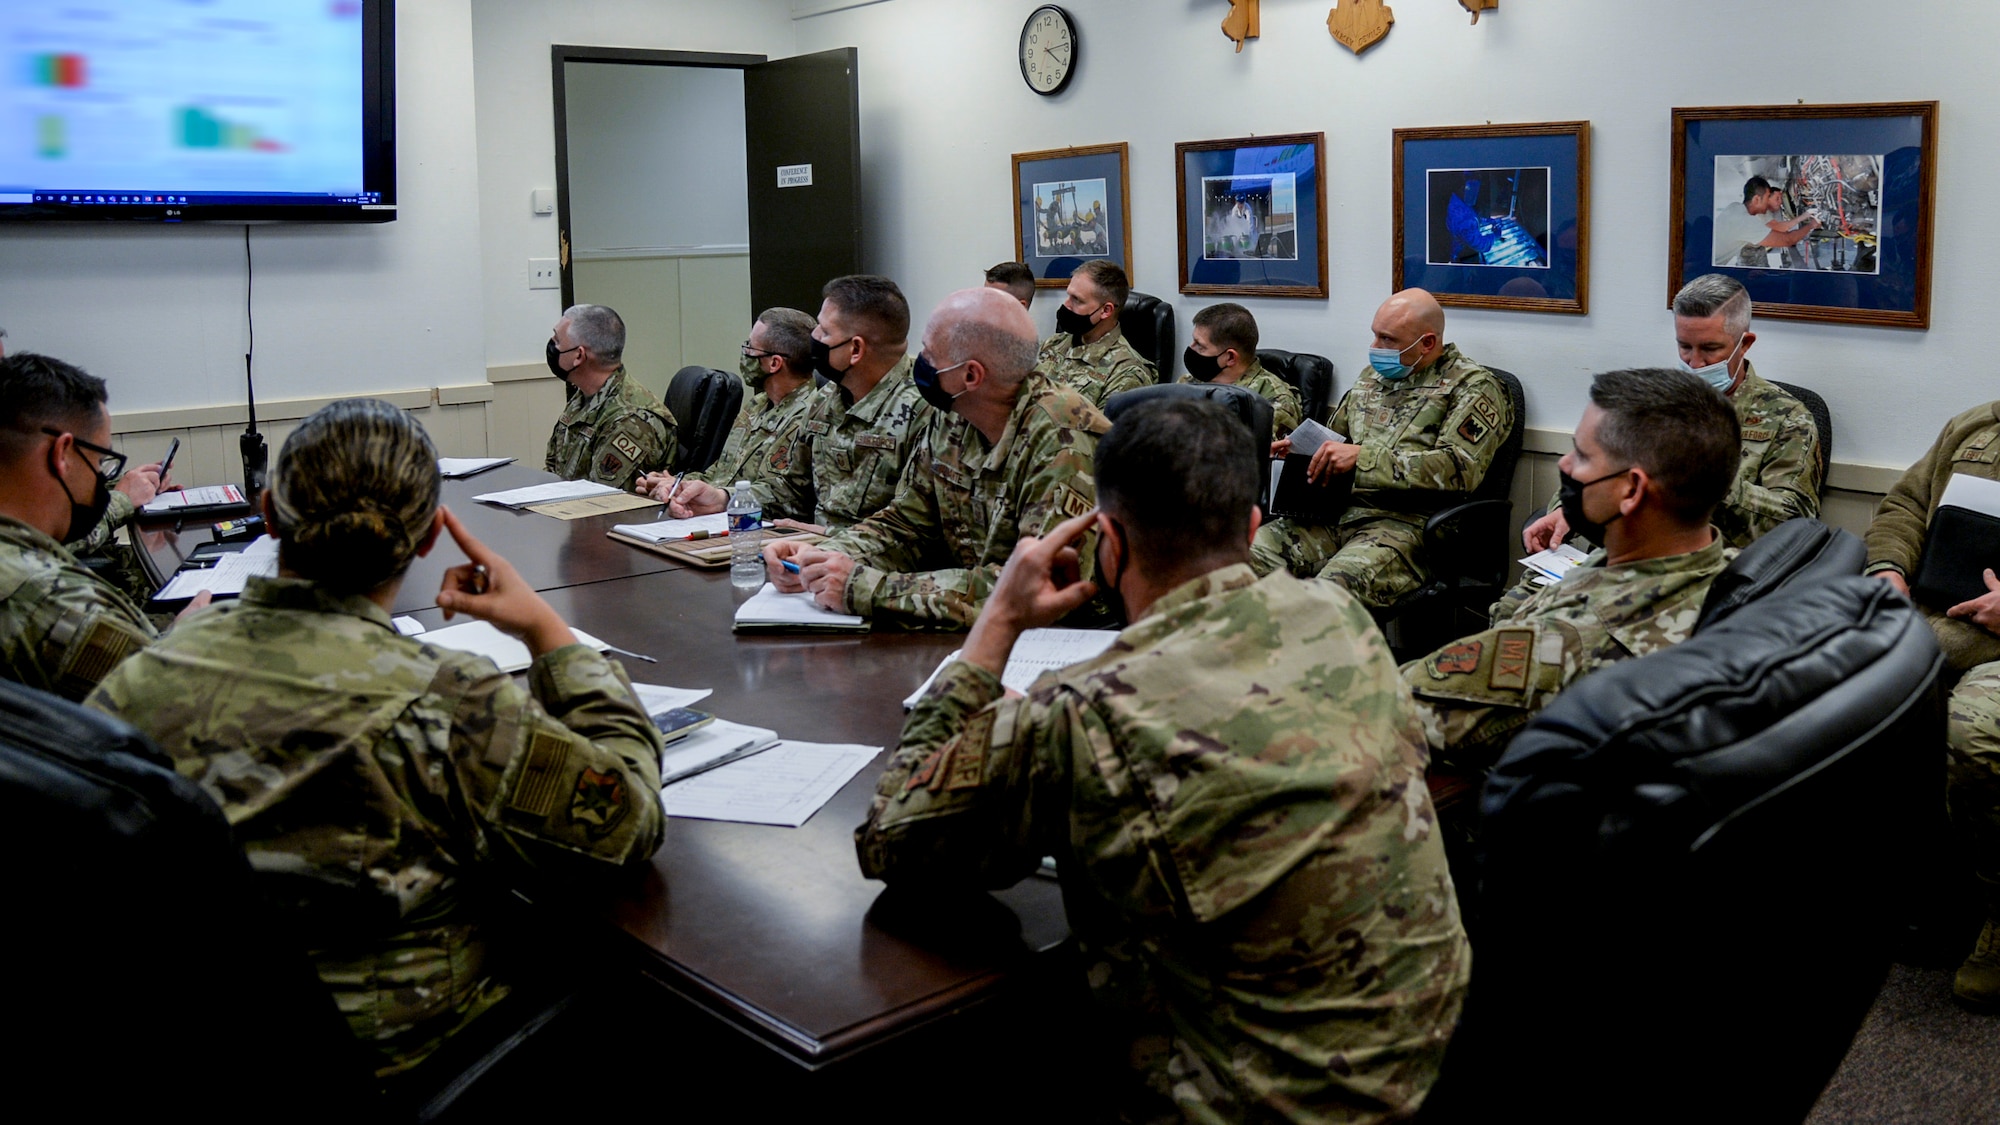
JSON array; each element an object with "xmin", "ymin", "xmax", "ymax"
[{"xmin": 728, "ymin": 480, "xmax": 764, "ymax": 588}]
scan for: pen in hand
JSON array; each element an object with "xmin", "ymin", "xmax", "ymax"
[
  {"xmin": 781, "ymin": 558, "xmax": 801, "ymax": 574},
  {"xmin": 657, "ymin": 475, "xmax": 684, "ymax": 520},
  {"xmin": 468, "ymin": 563, "xmax": 489, "ymax": 595}
]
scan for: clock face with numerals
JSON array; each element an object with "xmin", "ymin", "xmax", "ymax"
[{"xmin": 1019, "ymin": 6, "xmax": 1077, "ymax": 96}]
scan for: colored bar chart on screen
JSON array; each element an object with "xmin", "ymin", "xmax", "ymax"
[
  {"xmin": 30, "ymin": 54, "xmax": 89, "ymax": 89},
  {"xmin": 176, "ymin": 107, "xmax": 287, "ymax": 152},
  {"xmin": 37, "ymin": 116, "xmax": 66, "ymax": 159}
]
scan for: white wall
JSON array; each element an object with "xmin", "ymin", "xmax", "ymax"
[
  {"xmin": 564, "ymin": 62, "xmax": 749, "ymax": 252},
  {"xmin": 470, "ymin": 0, "xmax": 797, "ymax": 373},
  {"xmin": 794, "ymin": 0, "xmax": 2000, "ymax": 469},
  {"xmin": 0, "ymin": 0, "xmax": 488, "ymax": 414}
]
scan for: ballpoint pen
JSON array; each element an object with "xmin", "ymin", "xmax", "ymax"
[{"xmin": 656, "ymin": 475, "xmax": 684, "ymax": 520}]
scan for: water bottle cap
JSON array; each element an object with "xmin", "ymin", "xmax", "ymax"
[{"xmin": 735, "ymin": 480, "xmax": 752, "ymax": 488}]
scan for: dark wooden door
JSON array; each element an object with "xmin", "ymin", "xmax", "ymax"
[{"xmin": 744, "ymin": 48, "xmax": 861, "ymax": 317}]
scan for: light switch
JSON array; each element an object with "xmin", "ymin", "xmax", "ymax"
[{"xmin": 529, "ymin": 258, "xmax": 559, "ymax": 289}]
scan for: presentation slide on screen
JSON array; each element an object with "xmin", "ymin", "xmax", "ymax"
[{"xmin": 2, "ymin": 0, "xmax": 366, "ymax": 198}]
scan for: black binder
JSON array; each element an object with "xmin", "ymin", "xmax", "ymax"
[
  {"xmin": 1910, "ymin": 504, "xmax": 2000, "ymax": 609},
  {"xmin": 1268, "ymin": 454, "xmax": 1353, "ymax": 525}
]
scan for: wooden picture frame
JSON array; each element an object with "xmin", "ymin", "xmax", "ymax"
[
  {"xmin": 1012, "ymin": 141, "xmax": 1132, "ymax": 288},
  {"xmin": 1669, "ymin": 101, "xmax": 1937, "ymax": 329},
  {"xmin": 1392, "ymin": 121, "xmax": 1590, "ymax": 315},
  {"xmin": 1175, "ymin": 131, "xmax": 1328, "ymax": 298}
]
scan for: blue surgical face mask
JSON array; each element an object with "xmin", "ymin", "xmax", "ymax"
[
  {"xmin": 1677, "ymin": 336, "xmax": 1746, "ymax": 393},
  {"xmin": 1367, "ymin": 337, "xmax": 1427, "ymax": 381}
]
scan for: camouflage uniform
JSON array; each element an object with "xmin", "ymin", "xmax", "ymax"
[
  {"xmin": 685, "ymin": 382, "xmax": 817, "ymax": 520},
  {"xmin": 1179, "ymin": 358, "xmax": 1304, "ymax": 436},
  {"xmin": 86, "ymin": 575, "xmax": 665, "ymax": 1076},
  {"xmin": 0, "ymin": 514, "xmax": 157, "ymax": 702},
  {"xmin": 544, "ymin": 366, "xmax": 677, "ymax": 491},
  {"xmin": 1867, "ymin": 402, "xmax": 2000, "ymax": 899},
  {"xmin": 1403, "ymin": 534, "xmax": 1734, "ymax": 764},
  {"xmin": 1038, "ymin": 325, "xmax": 1157, "ymax": 409},
  {"xmin": 860, "ymin": 565, "xmax": 1470, "ymax": 1123},
  {"xmin": 823, "ymin": 373, "xmax": 1109, "ymax": 630},
  {"xmin": 1537, "ymin": 363, "xmax": 1822, "ymax": 550},
  {"xmin": 767, "ymin": 356, "xmax": 930, "ymax": 531},
  {"xmin": 1251, "ymin": 345, "xmax": 1512, "ymax": 608},
  {"xmin": 71, "ymin": 491, "xmax": 158, "ymax": 607}
]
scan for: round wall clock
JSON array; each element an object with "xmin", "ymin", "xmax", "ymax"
[{"xmin": 1019, "ymin": 6, "xmax": 1077, "ymax": 96}]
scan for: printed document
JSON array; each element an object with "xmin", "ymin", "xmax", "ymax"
[
  {"xmin": 142, "ymin": 484, "xmax": 245, "ymax": 514},
  {"xmin": 657, "ymin": 718, "xmax": 780, "ymax": 786},
  {"xmin": 154, "ymin": 535, "xmax": 280, "ymax": 600},
  {"xmin": 662, "ymin": 741, "xmax": 881, "ymax": 827},
  {"xmin": 904, "ymin": 627, "xmax": 1119, "ymax": 707},
  {"xmin": 613, "ymin": 513, "xmax": 730, "ymax": 543},
  {"xmin": 419, "ymin": 620, "xmax": 609, "ymax": 673},
  {"xmin": 472, "ymin": 479, "xmax": 621, "ymax": 508}
]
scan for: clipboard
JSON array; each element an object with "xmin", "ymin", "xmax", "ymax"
[
  {"xmin": 608, "ymin": 527, "xmax": 824, "ymax": 568},
  {"xmin": 1268, "ymin": 455, "xmax": 1353, "ymax": 524},
  {"xmin": 1911, "ymin": 505, "xmax": 2000, "ymax": 609}
]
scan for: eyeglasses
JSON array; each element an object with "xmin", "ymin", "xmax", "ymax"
[
  {"xmin": 741, "ymin": 342, "xmax": 781, "ymax": 359},
  {"xmin": 40, "ymin": 427, "xmax": 126, "ymax": 484}
]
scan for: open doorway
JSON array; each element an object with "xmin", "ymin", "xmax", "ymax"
[{"xmin": 551, "ymin": 46, "xmax": 862, "ymax": 401}]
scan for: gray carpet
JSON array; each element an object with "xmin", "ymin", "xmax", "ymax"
[{"xmin": 1807, "ymin": 962, "xmax": 2000, "ymax": 1123}]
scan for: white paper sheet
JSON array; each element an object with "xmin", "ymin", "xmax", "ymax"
[
  {"xmin": 657, "ymin": 718, "xmax": 780, "ymax": 785},
  {"xmin": 734, "ymin": 582, "xmax": 866, "ymax": 629},
  {"xmin": 1940, "ymin": 473, "xmax": 2000, "ymax": 519},
  {"xmin": 1519, "ymin": 543, "xmax": 1591, "ymax": 582},
  {"xmin": 471, "ymin": 479, "xmax": 621, "ymax": 508},
  {"xmin": 418, "ymin": 619, "xmax": 608, "ymax": 673},
  {"xmin": 142, "ymin": 484, "xmax": 245, "ymax": 513},
  {"xmin": 904, "ymin": 628, "xmax": 1120, "ymax": 707},
  {"xmin": 1286, "ymin": 418, "xmax": 1347, "ymax": 457},
  {"xmin": 153, "ymin": 535, "xmax": 280, "ymax": 600},
  {"xmin": 662, "ymin": 741, "xmax": 880, "ymax": 827},
  {"xmin": 631, "ymin": 683, "xmax": 713, "ymax": 715},
  {"xmin": 438, "ymin": 457, "xmax": 515, "ymax": 478},
  {"xmin": 612, "ymin": 513, "xmax": 730, "ymax": 543},
  {"xmin": 392, "ymin": 616, "xmax": 426, "ymax": 636}
]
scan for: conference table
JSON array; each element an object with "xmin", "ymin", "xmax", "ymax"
[{"xmin": 133, "ymin": 465, "xmax": 1073, "ymax": 1073}]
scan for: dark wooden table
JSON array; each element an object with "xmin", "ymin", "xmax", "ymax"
[{"xmin": 142, "ymin": 468, "xmax": 1073, "ymax": 1071}]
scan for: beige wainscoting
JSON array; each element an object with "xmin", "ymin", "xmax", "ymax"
[
  {"xmin": 1509, "ymin": 428, "xmax": 1904, "ymax": 544},
  {"xmin": 570, "ymin": 249, "xmax": 752, "ymax": 404},
  {"xmin": 109, "ymin": 384, "xmax": 497, "ymax": 488}
]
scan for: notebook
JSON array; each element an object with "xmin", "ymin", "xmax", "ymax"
[
  {"xmin": 732, "ymin": 582, "xmax": 868, "ymax": 633},
  {"xmin": 1912, "ymin": 473, "xmax": 2000, "ymax": 609}
]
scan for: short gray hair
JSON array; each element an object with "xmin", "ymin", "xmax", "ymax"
[
  {"xmin": 1673, "ymin": 274, "xmax": 1752, "ymax": 336},
  {"xmin": 562, "ymin": 304, "xmax": 626, "ymax": 366},
  {"xmin": 755, "ymin": 307, "xmax": 816, "ymax": 370},
  {"xmin": 936, "ymin": 314, "xmax": 1038, "ymax": 387}
]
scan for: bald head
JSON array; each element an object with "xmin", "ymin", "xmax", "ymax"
[
  {"xmin": 1370, "ymin": 288, "xmax": 1448, "ymax": 374},
  {"xmin": 924, "ymin": 287, "xmax": 1040, "ymax": 387}
]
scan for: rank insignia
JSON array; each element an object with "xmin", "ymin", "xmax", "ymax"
[
  {"xmin": 569, "ymin": 767, "xmax": 628, "ymax": 834},
  {"xmin": 1428, "ymin": 641, "xmax": 1482, "ymax": 679}
]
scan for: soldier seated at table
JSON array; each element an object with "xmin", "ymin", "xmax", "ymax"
[
  {"xmin": 756, "ymin": 275, "xmax": 932, "ymax": 535},
  {"xmin": 1251, "ymin": 288, "xmax": 1512, "ymax": 608},
  {"xmin": 1177, "ymin": 301, "xmax": 1303, "ymax": 434},
  {"xmin": 1524, "ymin": 273, "xmax": 1822, "ymax": 554},
  {"xmin": 544, "ymin": 302, "xmax": 677, "ymax": 491},
  {"xmin": 1863, "ymin": 398, "xmax": 2000, "ymax": 1013},
  {"xmin": 1036, "ymin": 259, "xmax": 1156, "ymax": 408},
  {"xmin": 89, "ymin": 398, "xmax": 666, "ymax": 1082},
  {"xmin": 765, "ymin": 287, "xmax": 1110, "ymax": 630},
  {"xmin": 0, "ymin": 352, "xmax": 197, "ymax": 701},
  {"xmin": 1403, "ymin": 367, "xmax": 1740, "ymax": 769},
  {"xmin": 858, "ymin": 396, "xmax": 1469, "ymax": 1124},
  {"xmin": 635, "ymin": 307, "xmax": 819, "ymax": 520}
]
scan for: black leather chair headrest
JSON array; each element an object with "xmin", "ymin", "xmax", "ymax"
[
  {"xmin": 1695, "ymin": 517, "xmax": 1865, "ymax": 633},
  {"xmin": 1120, "ymin": 291, "xmax": 1176, "ymax": 382},
  {"xmin": 1104, "ymin": 382, "xmax": 1274, "ymax": 504},
  {"xmin": 1256, "ymin": 349, "xmax": 1336, "ymax": 425},
  {"xmin": 666, "ymin": 366, "xmax": 746, "ymax": 475}
]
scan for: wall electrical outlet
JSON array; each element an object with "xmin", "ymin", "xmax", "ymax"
[{"xmin": 528, "ymin": 258, "xmax": 559, "ymax": 290}]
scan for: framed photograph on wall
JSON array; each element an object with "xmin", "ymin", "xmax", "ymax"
[
  {"xmin": 1393, "ymin": 121, "xmax": 1590, "ymax": 315},
  {"xmin": 1670, "ymin": 101, "xmax": 1937, "ymax": 328},
  {"xmin": 1176, "ymin": 132, "xmax": 1328, "ymax": 298},
  {"xmin": 1013, "ymin": 142, "xmax": 1132, "ymax": 288}
]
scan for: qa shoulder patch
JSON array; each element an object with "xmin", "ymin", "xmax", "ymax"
[
  {"xmin": 612, "ymin": 434, "xmax": 644, "ymax": 462},
  {"xmin": 1471, "ymin": 394, "xmax": 1502, "ymax": 429},
  {"xmin": 569, "ymin": 767, "xmax": 628, "ymax": 835},
  {"xmin": 1487, "ymin": 628, "xmax": 1535, "ymax": 691},
  {"xmin": 1428, "ymin": 640, "xmax": 1482, "ymax": 679}
]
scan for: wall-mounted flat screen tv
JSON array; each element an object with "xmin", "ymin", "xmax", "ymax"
[{"xmin": 1, "ymin": 0, "xmax": 395, "ymax": 224}]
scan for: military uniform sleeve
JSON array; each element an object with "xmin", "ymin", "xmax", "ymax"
[
  {"xmin": 1266, "ymin": 379, "xmax": 1305, "ymax": 436},
  {"xmin": 1400, "ymin": 620, "xmax": 1578, "ymax": 768},
  {"xmin": 5, "ymin": 568, "xmax": 157, "ymax": 703},
  {"xmin": 74, "ymin": 493, "xmax": 137, "ymax": 555},
  {"xmin": 448, "ymin": 644, "xmax": 666, "ymax": 868},
  {"xmin": 1328, "ymin": 389, "xmax": 1354, "ymax": 438},
  {"xmin": 585, "ymin": 410, "xmax": 675, "ymax": 491},
  {"xmin": 1354, "ymin": 371, "xmax": 1511, "ymax": 494},
  {"xmin": 1721, "ymin": 410, "xmax": 1823, "ymax": 542},
  {"xmin": 1865, "ymin": 418, "xmax": 1954, "ymax": 577},
  {"xmin": 856, "ymin": 660, "xmax": 1060, "ymax": 888},
  {"xmin": 826, "ymin": 443, "xmax": 948, "ymax": 604},
  {"xmin": 1102, "ymin": 357, "xmax": 1155, "ymax": 401}
]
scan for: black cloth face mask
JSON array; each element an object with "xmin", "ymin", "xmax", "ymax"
[
  {"xmin": 52, "ymin": 450, "xmax": 112, "ymax": 546},
  {"xmin": 546, "ymin": 337, "xmax": 581, "ymax": 380},
  {"xmin": 911, "ymin": 354, "xmax": 969, "ymax": 412},
  {"xmin": 1182, "ymin": 346, "xmax": 1225, "ymax": 382},
  {"xmin": 810, "ymin": 335, "xmax": 856, "ymax": 387},
  {"xmin": 1558, "ymin": 467, "xmax": 1630, "ymax": 548},
  {"xmin": 1054, "ymin": 303, "xmax": 1098, "ymax": 340}
]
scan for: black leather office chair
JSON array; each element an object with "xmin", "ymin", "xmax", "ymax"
[
  {"xmin": 1428, "ymin": 578, "xmax": 1943, "ymax": 1123},
  {"xmin": 1696, "ymin": 517, "xmax": 1865, "ymax": 632},
  {"xmin": 1105, "ymin": 382, "xmax": 1273, "ymax": 507},
  {"xmin": 1771, "ymin": 379, "xmax": 1834, "ymax": 498},
  {"xmin": 1374, "ymin": 366, "xmax": 1528, "ymax": 658},
  {"xmin": 1256, "ymin": 349, "xmax": 1337, "ymax": 425},
  {"xmin": 1120, "ymin": 291, "xmax": 1176, "ymax": 382},
  {"xmin": 665, "ymin": 365, "xmax": 745, "ymax": 475},
  {"xmin": 0, "ymin": 680, "xmax": 377, "ymax": 1120}
]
